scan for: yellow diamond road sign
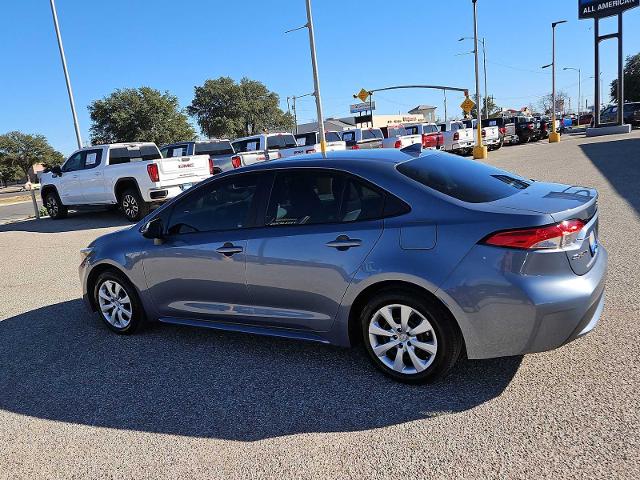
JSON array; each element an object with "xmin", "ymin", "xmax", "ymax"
[
  {"xmin": 461, "ymin": 96, "xmax": 475, "ymax": 113},
  {"xmin": 357, "ymin": 88, "xmax": 370, "ymax": 103}
]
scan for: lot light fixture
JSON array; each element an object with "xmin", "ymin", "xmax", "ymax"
[{"xmin": 545, "ymin": 20, "xmax": 567, "ymax": 143}]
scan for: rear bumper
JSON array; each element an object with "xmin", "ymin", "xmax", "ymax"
[
  {"xmin": 451, "ymin": 141, "xmax": 473, "ymax": 151},
  {"xmin": 438, "ymin": 244, "xmax": 608, "ymax": 359},
  {"xmin": 143, "ymin": 176, "xmax": 209, "ymax": 202}
]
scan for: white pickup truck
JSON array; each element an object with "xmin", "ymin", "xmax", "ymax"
[
  {"xmin": 381, "ymin": 125, "xmax": 422, "ymax": 149},
  {"xmin": 438, "ymin": 121, "xmax": 474, "ymax": 155},
  {"xmin": 293, "ymin": 131, "xmax": 346, "ymax": 155},
  {"xmin": 230, "ymin": 133, "xmax": 299, "ymax": 168},
  {"xmin": 462, "ymin": 119, "xmax": 502, "ymax": 150},
  {"xmin": 40, "ymin": 142, "xmax": 212, "ymax": 222}
]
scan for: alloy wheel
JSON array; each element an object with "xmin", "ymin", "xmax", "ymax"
[
  {"xmin": 97, "ymin": 280, "xmax": 133, "ymax": 329},
  {"xmin": 368, "ymin": 304, "xmax": 438, "ymax": 375},
  {"xmin": 46, "ymin": 196, "xmax": 58, "ymax": 217},
  {"xmin": 122, "ymin": 194, "xmax": 139, "ymax": 219}
]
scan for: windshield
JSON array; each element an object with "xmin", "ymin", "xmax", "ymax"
[{"xmin": 397, "ymin": 154, "xmax": 530, "ymax": 203}]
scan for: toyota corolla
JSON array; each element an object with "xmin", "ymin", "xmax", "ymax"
[{"xmin": 80, "ymin": 149, "xmax": 607, "ymax": 383}]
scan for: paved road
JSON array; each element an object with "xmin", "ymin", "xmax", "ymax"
[
  {"xmin": 0, "ymin": 198, "xmax": 41, "ymax": 224},
  {"xmin": 0, "ymin": 132, "xmax": 638, "ymax": 479}
]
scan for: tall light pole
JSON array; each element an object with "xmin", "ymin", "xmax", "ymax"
[
  {"xmin": 459, "ymin": 36, "xmax": 488, "ymax": 119},
  {"xmin": 287, "ymin": 92, "xmax": 313, "ymax": 134},
  {"xmin": 471, "ymin": 0, "xmax": 487, "ymax": 159},
  {"xmin": 49, "ymin": 0, "xmax": 82, "ymax": 149},
  {"xmin": 564, "ymin": 67, "xmax": 581, "ymax": 122},
  {"xmin": 542, "ymin": 20, "xmax": 567, "ymax": 143}
]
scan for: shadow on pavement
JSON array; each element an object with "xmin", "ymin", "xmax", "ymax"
[
  {"xmin": 0, "ymin": 300, "xmax": 522, "ymax": 441},
  {"xmin": 580, "ymin": 138, "xmax": 640, "ymax": 216},
  {"xmin": 0, "ymin": 210, "xmax": 130, "ymax": 233}
]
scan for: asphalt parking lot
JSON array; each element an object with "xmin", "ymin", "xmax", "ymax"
[{"xmin": 1, "ymin": 131, "xmax": 638, "ymax": 479}]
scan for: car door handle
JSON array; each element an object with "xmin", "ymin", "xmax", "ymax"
[
  {"xmin": 216, "ymin": 243, "xmax": 243, "ymax": 256},
  {"xmin": 326, "ymin": 235, "xmax": 362, "ymax": 250}
]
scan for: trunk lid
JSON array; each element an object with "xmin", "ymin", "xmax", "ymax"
[{"xmin": 492, "ymin": 181, "xmax": 599, "ymax": 275}]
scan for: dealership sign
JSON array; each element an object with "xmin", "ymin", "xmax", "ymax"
[
  {"xmin": 579, "ymin": 0, "xmax": 639, "ymax": 19},
  {"xmin": 350, "ymin": 102, "xmax": 376, "ymax": 113}
]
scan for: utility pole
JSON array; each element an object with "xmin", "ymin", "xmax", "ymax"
[
  {"xmin": 49, "ymin": 0, "xmax": 82, "ymax": 149},
  {"xmin": 305, "ymin": 0, "xmax": 326, "ymax": 154},
  {"xmin": 459, "ymin": 36, "xmax": 488, "ymax": 119},
  {"xmin": 471, "ymin": 0, "xmax": 487, "ymax": 159},
  {"xmin": 443, "ymin": 89, "xmax": 448, "ymax": 122}
]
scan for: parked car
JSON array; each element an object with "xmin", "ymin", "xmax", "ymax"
[
  {"xmin": 599, "ymin": 102, "xmax": 640, "ymax": 126},
  {"xmin": 505, "ymin": 116, "xmax": 540, "ymax": 143},
  {"xmin": 402, "ymin": 123, "xmax": 445, "ymax": 150},
  {"xmin": 579, "ymin": 113, "xmax": 594, "ymax": 126},
  {"xmin": 341, "ymin": 127, "xmax": 384, "ymax": 149},
  {"xmin": 293, "ymin": 131, "xmax": 346, "ymax": 155},
  {"xmin": 80, "ymin": 148, "xmax": 607, "ymax": 383},
  {"xmin": 438, "ymin": 121, "xmax": 474, "ymax": 154},
  {"xmin": 482, "ymin": 117, "xmax": 515, "ymax": 145},
  {"xmin": 381, "ymin": 125, "xmax": 422, "ymax": 149},
  {"xmin": 160, "ymin": 140, "xmax": 235, "ymax": 174},
  {"xmin": 41, "ymin": 143, "xmax": 212, "ymax": 222},
  {"xmin": 231, "ymin": 133, "xmax": 298, "ymax": 168},
  {"xmin": 462, "ymin": 118, "xmax": 501, "ymax": 150}
]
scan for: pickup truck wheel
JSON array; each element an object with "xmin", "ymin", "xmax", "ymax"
[
  {"xmin": 119, "ymin": 188, "xmax": 149, "ymax": 222},
  {"xmin": 44, "ymin": 191, "xmax": 68, "ymax": 219}
]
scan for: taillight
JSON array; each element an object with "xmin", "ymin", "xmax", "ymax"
[
  {"xmin": 481, "ymin": 129, "xmax": 486, "ymax": 137},
  {"xmin": 482, "ymin": 219, "xmax": 586, "ymax": 250},
  {"xmin": 528, "ymin": 123, "xmax": 534, "ymax": 130},
  {"xmin": 208, "ymin": 157, "xmax": 215, "ymax": 175},
  {"xmin": 499, "ymin": 127, "xmax": 506, "ymax": 135},
  {"xmin": 394, "ymin": 139, "xmax": 402, "ymax": 148},
  {"xmin": 542, "ymin": 123, "xmax": 548, "ymax": 131},
  {"xmin": 146, "ymin": 163, "xmax": 159, "ymax": 182},
  {"xmin": 453, "ymin": 132, "xmax": 459, "ymax": 141},
  {"xmin": 306, "ymin": 148, "xmax": 316, "ymax": 153},
  {"xmin": 231, "ymin": 155, "xmax": 242, "ymax": 168},
  {"xmin": 351, "ymin": 144, "xmax": 360, "ymax": 150}
]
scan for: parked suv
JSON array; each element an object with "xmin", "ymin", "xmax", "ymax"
[
  {"xmin": 600, "ymin": 102, "xmax": 640, "ymax": 126},
  {"xmin": 160, "ymin": 140, "xmax": 235, "ymax": 174},
  {"xmin": 40, "ymin": 143, "xmax": 212, "ymax": 221}
]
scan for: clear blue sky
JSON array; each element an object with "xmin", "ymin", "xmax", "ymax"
[{"xmin": 1, "ymin": 0, "xmax": 639, "ymax": 155}]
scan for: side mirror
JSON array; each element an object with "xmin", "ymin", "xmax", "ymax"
[
  {"xmin": 52, "ymin": 165, "xmax": 63, "ymax": 177},
  {"xmin": 141, "ymin": 217, "xmax": 164, "ymax": 244}
]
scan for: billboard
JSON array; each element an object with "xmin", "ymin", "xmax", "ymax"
[
  {"xmin": 350, "ymin": 102, "xmax": 376, "ymax": 114},
  {"xmin": 579, "ymin": 0, "xmax": 639, "ymax": 19}
]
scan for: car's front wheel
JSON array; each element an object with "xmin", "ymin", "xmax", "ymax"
[
  {"xmin": 361, "ymin": 290, "xmax": 462, "ymax": 383},
  {"xmin": 94, "ymin": 271, "xmax": 144, "ymax": 334}
]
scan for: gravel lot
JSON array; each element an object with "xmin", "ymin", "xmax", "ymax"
[{"xmin": 1, "ymin": 131, "xmax": 638, "ymax": 479}]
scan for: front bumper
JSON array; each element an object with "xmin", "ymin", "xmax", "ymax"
[{"xmin": 438, "ymin": 244, "xmax": 608, "ymax": 359}]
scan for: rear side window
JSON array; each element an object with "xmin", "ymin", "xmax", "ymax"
[
  {"xmin": 397, "ymin": 154, "xmax": 530, "ymax": 203},
  {"xmin": 233, "ymin": 138, "xmax": 261, "ymax": 153},
  {"xmin": 404, "ymin": 126, "xmax": 419, "ymax": 135},
  {"xmin": 342, "ymin": 131, "xmax": 356, "ymax": 145},
  {"xmin": 194, "ymin": 141, "xmax": 234, "ymax": 156},
  {"xmin": 109, "ymin": 145, "xmax": 161, "ymax": 165},
  {"xmin": 267, "ymin": 135, "xmax": 297, "ymax": 150},
  {"xmin": 341, "ymin": 179, "xmax": 384, "ymax": 222}
]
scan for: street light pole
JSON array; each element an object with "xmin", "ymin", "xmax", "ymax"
[
  {"xmin": 548, "ymin": 20, "xmax": 566, "ymax": 143},
  {"xmin": 49, "ymin": 0, "xmax": 82, "ymax": 149},
  {"xmin": 458, "ymin": 36, "xmax": 488, "ymax": 119},
  {"xmin": 471, "ymin": 0, "xmax": 487, "ymax": 159},
  {"xmin": 304, "ymin": 0, "xmax": 326, "ymax": 154},
  {"xmin": 564, "ymin": 67, "xmax": 581, "ymax": 123}
]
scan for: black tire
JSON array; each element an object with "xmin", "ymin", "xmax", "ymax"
[
  {"xmin": 119, "ymin": 187, "xmax": 150, "ymax": 222},
  {"xmin": 93, "ymin": 270, "xmax": 145, "ymax": 334},
  {"xmin": 43, "ymin": 190, "xmax": 68, "ymax": 219},
  {"xmin": 360, "ymin": 289, "xmax": 463, "ymax": 384}
]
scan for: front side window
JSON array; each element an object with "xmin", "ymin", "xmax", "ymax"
[
  {"xmin": 83, "ymin": 149, "xmax": 103, "ymax": 169},
  {"xmin": 167, "ymin": 175, "xmax": 259, "ymax": 235},
  {"xmin": 62, "ymin": 152, "xmax": 83, "ymax": 172},
  {"xmin": 325, "ymin": 132, "xmax": 341, "ymax": 142},
  {"xmin": 168, "ymin": 145, "xmax": 189, "ymax": 157},
  {"xmin": 295, "ymin": 133, "xmax": 316, "ymax": 147},
  {"xmin": 266, "ymin": 172, "xmax": 344, "ymax": 226},
  {"xmin": 232, "ymin": 139, "xmax": 261, "ymax": 153},
  {"xmin": 342, "ymin": 131, "xmax": 356, "ymax": 145}
]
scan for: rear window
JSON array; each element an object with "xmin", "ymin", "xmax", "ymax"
[
  {"xmin": 482, "ymin": 118, "xmax": 502, "ymax": 127},
  {"xmin": 325, "ymin": 131, "xmax": 341, "ymax": 142},
  {"xmin": 387, "ymin": 127, "xmax": 406, "ymax": 137},
  {"xmin": 232, "ymin": 138, "xmax": 261, "ymax": 153},
  {"xmin": 194, "ymin": 141, "xmax": 234, "ymax": 156},
  {"xmin": 108, "ymin": 145, "xmax": 161, "ymax": 165},
  {"xmin": 362, "ymin": 129, "xmax": 383, "ymax": 140},
  {"xmin": 267, "ymin": 134, "xmax": 297, "ymax": 150},
  {"xmin": 404, "ymin": 125, "xmax": 419, "ymax": 135},
  {"xmin": 397, "ymin": 154, "xmax": 531, "ymax": 203},
  {"xmin": 295, "ymin": 133, "xmax": 316, "ymax": 146}
]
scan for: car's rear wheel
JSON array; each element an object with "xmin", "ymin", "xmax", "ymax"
[
  {"xmin": 44, "ymin": 191, "xmax": 68, "ymax": 219},
  {"xmin": 119, "ymin": 188, "xmax": 149, "ymax": 222},
  {"xmin": 94, "ymin": 271, "xmax": 144, "ymax": 334},
  {"xmin": 361, "ymin": 290, "xmax": 462, "ymax": 383}
]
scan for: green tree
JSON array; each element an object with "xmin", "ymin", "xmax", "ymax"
[
  {"xmin": 88, "ymin": 87, "xmax": 195, "ymax": 145},
  {"xmin": 188, "ymin": 77, "xmax": 294, "ymax": 138},
  {"xmin": 468, "ymin": 95, "xmax": 501, "ymax": 118},
  {"xmin": 610, "ymin": 53, "xmax": 640, "ymax": 102},
  {"xmin": 0, "ymin": 131, "xmax": 64, "ymax": 180},
  {"xmin": 0, "ymin": 154, "xmax": 21, "ymax": 187}
]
